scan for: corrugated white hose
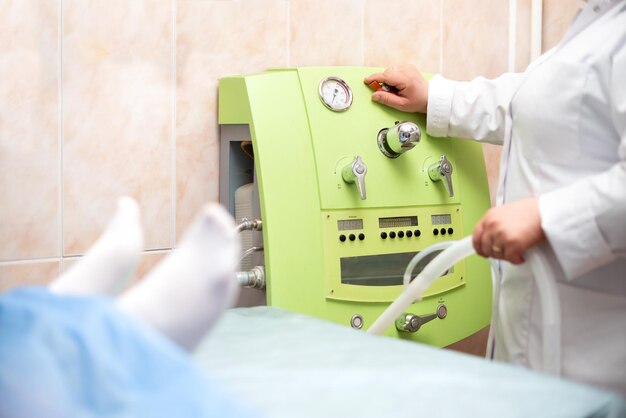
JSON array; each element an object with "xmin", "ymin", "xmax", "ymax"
[
  {"xmin": 526, "ymin": 248, "xmax": 561, "ymax": 376},
  {"xmin": 485, "ymin": 259, "xmax": 501, "ymax": 361},
  {"xmin": 367, "ymin": 235, "xmax": 561, "ymax": 376},
  {"xmin": 368, "ymin": 237, "xmax": 475, "ymax": 335}
]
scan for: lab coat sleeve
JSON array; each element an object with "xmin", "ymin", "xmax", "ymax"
[
  {"xmin": 538, "ymin": 48, "xmax": 626, "ymax": 279},
  {"xmin": 426, "ymin": 73, "xmax": 526, "ymax": 144}
]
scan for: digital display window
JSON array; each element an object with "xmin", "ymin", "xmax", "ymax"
[
  {"xmin": 378, "ymin": 216, "xmax": 418, "ymax": 228},
  {"xmin": 431, "ymin": 214, "xmax": 452, "ymax": 225},
  {"xmin": 337, "ymin": 219, "xmax": 363, "ymax": 231}
]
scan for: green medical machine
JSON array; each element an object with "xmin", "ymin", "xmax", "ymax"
[{"xmin": 219, "ymin": 67, "xmax": 492, "ymax": 347}]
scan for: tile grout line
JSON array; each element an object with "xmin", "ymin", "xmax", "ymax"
[
  {"xmin": 286, "ymin": 0, "xmax": 291, "ymax": 67},
  {"xmin": 0, "ymin": 249, "xmax": 173, "ymax": 268},
  {"xmin": 439, "ymin": 0, "xmax": 444, "ymax": 74},
  {"xmin": 171, "ymin": 0, "xmax": 177, "ymax": 249},
  {"xmin": 360, "ymin": 0, "xmax": 365, "ymax": 66},
  {"xmin": 59, "ymin": 0, "xmax": 65, "ymax": 275}
]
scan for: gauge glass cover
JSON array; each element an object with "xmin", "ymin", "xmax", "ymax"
[{"xmin": 318, "ymin": 77, "xmax": 353, "ymax": 111}]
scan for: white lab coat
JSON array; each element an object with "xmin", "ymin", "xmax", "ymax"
[{"xmin": 427, "ymin": 0, "xmax": 626, "ymax": 396}]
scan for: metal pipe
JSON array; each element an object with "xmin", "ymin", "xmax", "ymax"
[
  {"xmin": 236, "ymin": 266, "xmax": 265, "ymax": 289},
  {"xmin": 235, "ymin": 218, "xmax": 262, "ymax": 233},
  {"xmin": 240, "ymin": 246, "xmax": 263, "ymax": 262}
]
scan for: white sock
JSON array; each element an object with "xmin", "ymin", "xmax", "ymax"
[
  {"xmin": 117, "ymin": 203, "xmax": 240, "ymax": 351},
  {"xmin": 50, "ymin": 197, "xmax": 143, "ymax": 296}
]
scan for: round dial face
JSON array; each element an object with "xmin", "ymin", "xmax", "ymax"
[{"xmin": 318, "ymin": 77, "xmax": 353, "ymax": 112}]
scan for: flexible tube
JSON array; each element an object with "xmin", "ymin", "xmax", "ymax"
[
  {"xmin": 368, "ymin": 236, "xmax": 561, "ymax": 376},
  {"xmin": 368, "ymin": 236, "xmax": 475, "ymax": 335},
  {"xmin": 485, "ymin": 259, "xmax": 501, "ymax": 360},
  {"xmin": 402, "ymin": 241, "xmax": 455, "ymax": 288},
  {"xmin": 526, "ymin": 248, "xmax": 561, "ymax": 376}
]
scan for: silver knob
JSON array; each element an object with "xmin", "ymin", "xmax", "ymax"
[
  {"xmin": 377, "ymin": 121, "xmax": 421, "ymax": 158},
  {"xmin": 342, "ymin": 155, "xmax": 367, "ymax": 200},
  {"xmin": 395, "ymin": 312, "xmax": 437, "ymax": 333},
  {"xmin": 428, "ymin": 155, "xmax": 454, "ymax": 197}
]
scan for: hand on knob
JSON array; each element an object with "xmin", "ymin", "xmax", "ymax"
[{"xmin": 364, "ymin": 65, "xmax": 429, "ymax": 113}]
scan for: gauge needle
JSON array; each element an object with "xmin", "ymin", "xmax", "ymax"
[{"xmin": 331, "ymin": 88, "xmax": 338, "ymax": 105}]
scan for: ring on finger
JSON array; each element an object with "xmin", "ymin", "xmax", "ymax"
[{"xmin": 491, "ymin": 245, "xmax": 503, "ymax": 253}]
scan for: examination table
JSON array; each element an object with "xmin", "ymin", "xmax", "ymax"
[{"xmin": 195, "ymin": 307, "xmax": 626, "ymax": 418}]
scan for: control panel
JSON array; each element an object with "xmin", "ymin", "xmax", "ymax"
[{"xmin": 218, "ymin": 67, "xmax": 492, "ymax": 347}]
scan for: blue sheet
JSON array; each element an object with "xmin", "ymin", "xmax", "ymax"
[
  {"xmin": 0, "ymin": 287, "xmax": 260, "ymax": 418},
  {"xmin": 194, "ymin": 307, "xmax": 626, "ymax": 418}
]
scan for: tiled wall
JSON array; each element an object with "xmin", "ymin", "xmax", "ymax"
[{"xmin": 0, "ymin": 0, "xmax": 581, "ymax": 291}]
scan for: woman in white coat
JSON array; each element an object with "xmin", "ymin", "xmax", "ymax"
[{"xmin": 365, "ymin": 0, "xmax": 626, "ymax": 396}]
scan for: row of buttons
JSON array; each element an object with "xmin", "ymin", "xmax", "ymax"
[
  {"xmin": 340, "ymin": 228, "xmax": 454, "ymax": 242},
  {"xmin": 381, "ymin": 230, "xmax": 421, "ymax": 240},
  {"xmin": 339, "ymin": 233, "xmax": 366, "ymax": 242}
]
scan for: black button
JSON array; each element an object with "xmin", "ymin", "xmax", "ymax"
[
  {"xmin": 414, "ymin": 230, "xmax": 421, "ymax": 237},
  {"xmin": 358, "ymin": 233, "xmax": 365, "ymax": 241},
  {"xmin": 406, "ymin": 230, "xmax": 413, "ymax": 237},
  {"xmin": 398, "ymin": 231, "xmax": 405, "ymax": 238},
  {"xmin": 440, "ymin": 228, "xmax": 447, "ymax": 235},
  {"xmin": 448, "ymin": 227, "xmax": 454, "ymax": 235},
  {"xmin": 389, "ymin": 231, "xmax": 396, "ymax": 239},
  {"xmin": 340, "ymin": 235, "xmax": 346, "ymax": 242},
  {"xmin": 380, "ymin": 232, "xmax": 387, "ymax": 239},
  {"xmin": 349, "ymin": 234, "xmax": 356, "ymax": 241},
  {"xmin": 433, "ymin": 229, "xmax": 439, "ymax": 236}
]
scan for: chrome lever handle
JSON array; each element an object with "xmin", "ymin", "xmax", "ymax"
[
  {"xmin": 342, "ymin": 155, "xmax": 367, "ymax": 200},
  {"xmin": 395, "ymin": 312, "xmax": 438, "ymax": 333},
  {"xmin": 428, "ymin": 155, "xmax": 454, "ymax": 197}
]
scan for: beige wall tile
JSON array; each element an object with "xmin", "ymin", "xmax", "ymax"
[
  {"xmin": 176, "ymin": 0, "xmax": 288, "ymax": 236},
  {"xmin": 0, "ymin": 261, "xmax": 60, "ymax": 293},
  {"xmin": 364, "ymin": 0, "xmax": 441, "ymax": 73},
  {"xmin": 0, "ymin": 1, "xmax": 59, "ymax": 260},
  {"xmin": 442, "ymin": 0, "xmax": 509, "ymax": 80},
  {"xmin": 63, "ymin": 0, "xmax": 173, "ymax": 255},
  {"xmin": 543, "ymin": 0, "xmax": 583, "ymax": 51},
  {"xmin": 482, "ymin": 143, "xmax": 502, "ymax": 206},
  {"xmin": 290, "ymin": 0, "xmax": 363, "ymax": 67}
]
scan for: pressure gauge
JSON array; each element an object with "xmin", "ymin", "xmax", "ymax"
[{"xmin": 318, "ymin": 77, "xmax": 353, "ymax": 112}]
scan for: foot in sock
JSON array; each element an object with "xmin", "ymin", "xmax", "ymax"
[
  {"xmin": 50, "ymin": 197, "xmax": 143, "ymax": 296},
  {"xmin": 117, "ymin": 203, "xmax": 240, "ymax": 351}
]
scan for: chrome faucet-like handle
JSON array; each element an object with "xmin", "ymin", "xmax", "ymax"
[
  {"xmin": 395, "ymin": 312, "xmax": 438, "ymax": 333},
  {"xmin": 428, "ymin": 155, "xmax": 454, "ymax": 198},
  {"xmin": 342, "ymin": 155, "xmax": 367, "ymax": 200},
  {"xmin": 377, "ymin": 121, "xmax": 421, "ymax": 158}
]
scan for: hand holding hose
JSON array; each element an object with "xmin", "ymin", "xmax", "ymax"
[
  {"xmin": 472, "ymin": 197, "xmax": 547, "ymax": 264},
  {"xmin": 364, "ymin": 65, "xmax": 429, "ymax": 113}
]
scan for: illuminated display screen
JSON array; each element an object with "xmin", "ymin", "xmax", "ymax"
[
  {"xmin": 340, "ymin": 250, "xmax": 452, "ymax": 286},
  {"xmin": 337, "ymin": 219, "xmax": 363, "ymax": 231},
  {"xmin": 378, "ymin": 216, "xmax": 418, "ymax": 228},
  {"xmin": 431, "ymin": 214, "xmax": 452, "ymax": 225}
]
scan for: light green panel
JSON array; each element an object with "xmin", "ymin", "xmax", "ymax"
[
  {"xmin": 297, "ymin": 67, "xmax": 460, "ymax": 210},
  {"xmin": 218, "ymin": 67, "xmax": 492, "ymax": 347},
  {"xmin": 322, "ymin": 205, "xmax": 465, "ymax": 302}
]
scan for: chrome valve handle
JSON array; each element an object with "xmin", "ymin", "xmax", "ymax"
[
  {"xmin": 428, "ymin": 155, "xmax": 454, "ymax": 198},
  {"xmin": 342, "ymin": 155, "xmax": 367, "ymax": 200},
  {"xmin": 377, "ymin": 121, "xmax": 421, "ymax": 158},
  {"xmin": 395, "ymin": 312, "xmax": 438, "ymax": 333}
]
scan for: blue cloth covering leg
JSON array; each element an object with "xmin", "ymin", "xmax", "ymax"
[{"xmin": 0, "ymin": 287, "xmax": 261, "ymax": 418}]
